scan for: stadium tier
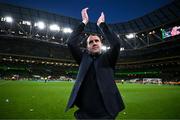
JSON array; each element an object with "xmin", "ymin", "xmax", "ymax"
[{"xmin": 0, "ymin": 0, "xmax": 180, "ymax": 82}]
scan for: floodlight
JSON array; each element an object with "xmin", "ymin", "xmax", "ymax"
[
  {"xmin": 101, "ymin": 46, "xmax": 107, "ymax": 51},
  {"xmin": 35, "ymin": 21, "xmax": 45, "ymax": 29},
  {"xmin": 22, "ymin": 21, "xmax": 31, "ymax": 26},
  {"xmin": 5, "ymin": 16, "xmax": 13, "ymax": 23},
  {"xmin": 125, "ymin": 33, "xmax": 135, "ymax": 39},
  {"xmin": 49, "ymin": 24, "xmax": 60, "ymax": 31},
  {"xmin": 120, "ymin": 47, "xmax": 125, "ymax": 51},
  {"xmin": 63, "ymin": 27, "xmax": 73, "ymax": 33}
]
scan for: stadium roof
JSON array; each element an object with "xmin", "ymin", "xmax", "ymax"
[
  {"xmin": 0, "ymin": 0, "xmax": 173, "ymax": 23},
  {"xmin": 0, "ymin": 0, "xmax": 179, "ymax": 49}
]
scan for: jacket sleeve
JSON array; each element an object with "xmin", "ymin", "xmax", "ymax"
[
  {"xmin": 67, "ymin": 23, "xmax": 85, "ymax": 65},
  {"xmin": 99, "ymin": 22, "xmax": 120, "ymax": 68}
]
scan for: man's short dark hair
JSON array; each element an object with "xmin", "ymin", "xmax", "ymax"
[
  {"xmin": 80, "ymin": 33, "xmax": 104, "ymax": 47},
  {"xmin": 87, "ymin": 33, "xmax": 104, "ymax": 43}
]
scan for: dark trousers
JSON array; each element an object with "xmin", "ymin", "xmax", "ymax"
[{"xmin": 74, "ymin": 110, "xmax": 116, "ymax": 120}]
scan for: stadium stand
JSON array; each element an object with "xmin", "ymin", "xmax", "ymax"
[{"xmin": 0, "ymin": 0, "xmax": 180, "ymax": 83}]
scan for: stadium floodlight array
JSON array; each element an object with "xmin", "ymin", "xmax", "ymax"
[
  {"xmin": 120, "ymin": 47, "xmax": 125, "ymax": 51},
  {"xmin": 101, "ymin": 45, "xmax": 110, "ymax": 51},
  {"xmin": 21, "ymin": 21, "xmax": 31, "ymax": 26},
  {"xmin": 149, "ymin": 30, "xmax": 156, "ymax": 35},
  {"xmin": 1, "ymin": 16, "xmax": 73, "ymax": 34},
  {"xmin": 62, "ymin": 27, "xmax": 73, "ymax": 33},
  {"xmin": 1, "ymin": 16, "xmax": 13, "ymax": 23},
  {"xmin": 34, "ymin": 21, "xmax": 46, "ymax": 30},
  {"xmin": 49, "ymin": 24, "xmax": 60, "ymax": 31},
  {"xmin": 5, "ymin": 16, "xmax": 13, "ymax": 23},
  {"xmin": 125, "ymin": 33, "xmax": 136, "ymax": 39}
]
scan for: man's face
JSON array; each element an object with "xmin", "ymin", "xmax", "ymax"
[{"xmin": 87, "ymin": 35, "xmax": 102, "ymax": 54}]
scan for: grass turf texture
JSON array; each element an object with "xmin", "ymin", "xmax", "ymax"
[{"xmin": 0, "ymin": 80, "xmax": 180, "ymax": 119}]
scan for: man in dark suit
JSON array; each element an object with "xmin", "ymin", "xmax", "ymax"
[{"xmin": 66, "ymin": 8, "xmax": 125, "ymax": 119}]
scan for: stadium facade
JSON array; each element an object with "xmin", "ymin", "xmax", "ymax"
[{"xmin": 0, "ymin": 0, "xmax": 180, "ymax": 83}]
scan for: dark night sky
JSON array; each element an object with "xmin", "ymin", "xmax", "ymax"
[{"xmin": 0, "ymin": 0, "xmax": 173, "ymax": 23}]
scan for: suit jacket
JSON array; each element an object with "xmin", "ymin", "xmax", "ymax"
[{"xmin": 65, "ymin": 22, "xmax": 125, "ymax": 116}]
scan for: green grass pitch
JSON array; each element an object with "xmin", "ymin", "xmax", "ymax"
[{"xmin": 0, "ymin": 80, "xmax": 180, "ymax": 119}]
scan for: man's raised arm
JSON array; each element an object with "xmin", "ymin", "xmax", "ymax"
[
  {"xmin": 97, "ymin": 12, "xmax": 120, "ymax": 68},
  {"xmin": 67, "ymin": 8, "xmax": 89, "ymax": 64}
]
